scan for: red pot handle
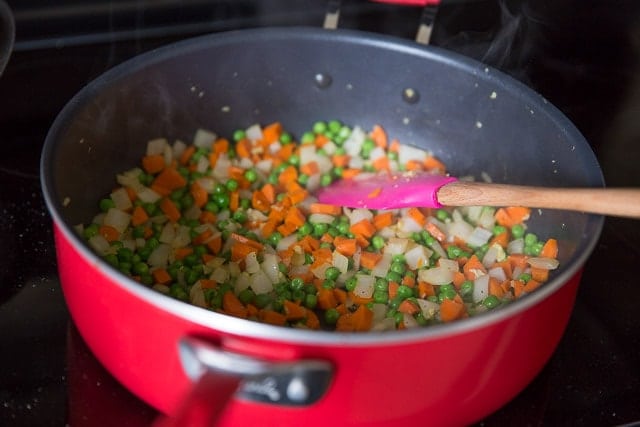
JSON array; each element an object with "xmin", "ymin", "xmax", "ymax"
[{"xmin": 155, "ymin": 336, "xmax": 333, "ymax": 427}]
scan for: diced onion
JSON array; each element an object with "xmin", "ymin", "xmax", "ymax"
[
  {"xmin": 371, "ymin": 253, "xmax": 392, "ymax": 278},
  {"xmin": 250, "ymin": 270, "xmax": 273, "ymax": 294},
  {"xmin": 527, "ymin": 257, "xmax": 560, "ymax": 270},
  {"xmin": 193, "ymin": 128, "xmax": 217, "ymax": 148},
  {"xmin": 473, "ymin": 274, "xmax": 490, "ymax": 302},
  {"xmin": 146, "ymin": 138, "xmax": 168, "ymax": 155},
  {"xmin": 353, "ymin": 274, "xmax": 375, "ymax": 299},
  {"xmin": 103, "ymin": 208, "xmax": 131, "ymax": 233}
]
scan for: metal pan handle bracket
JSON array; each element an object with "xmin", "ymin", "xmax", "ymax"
[
  {"xmin": 323, "ymin": 0, "xmax": 440, "ymax": 45},
  {"xmin": 156, "ymin": 336, "xmax": 333, "ymax": 427}
]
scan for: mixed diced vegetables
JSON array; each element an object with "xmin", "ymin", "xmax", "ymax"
[{"xmin": 79, "ymin": 120, "xmax": 560, "ymax": 332}]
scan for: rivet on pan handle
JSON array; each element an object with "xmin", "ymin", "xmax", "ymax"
[
  {"xmin": 155, "ymin": 336, "xmax": 334, "ymax": 427},
  {"xmin": 323, "ymin": 0, "xmax": 440, "ymax": 44}
]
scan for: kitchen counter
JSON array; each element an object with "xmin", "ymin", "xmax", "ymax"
[{"xmin": 1, "ymin": 1, "xmax": 639, "ymax": 425}]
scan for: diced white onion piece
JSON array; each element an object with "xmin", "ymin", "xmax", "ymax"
[
  {"xmin": 369, "ymin": 146, "xmax": 386, "ymax": 161},
  {"xmin": 146, "ymin": 138, "xmax": 168, "ymax": 155},
  {"xmin": 309, "ymin": 213, "xmax": 335, "ymax": 224},
  {"xmin": 418, "ymin": 265, "xmax": 454, "ymax": 286},
  {"xmin": 353, "ymin": 274, "xmax": 375, "ymax": 299},
  {"xmin": 116, "ymin": 168, "xmax": 143, "ymax": 189},
  {"xmin": 245, "ymin": 252, "xmax": 260, "ymax": 274},
  {"xmin": 403, "ymin": 313, "xmax": 419, "ymax": 329},
  {"xmin": 482, "ymin": 243, "xmax": 506, "ymax": 268},
  {"xmin": 88, "ymin": 235, "xmax": 110, "ymax": 255},
  {"xmin": 322, "ymin": 141, "xmax": 337, "ymax": 155},
  {"xmin": 311, "ymin": 263, "xmax": 331, "ymax": 279},
  {"xmin": 189, "ymin": 281, "xmax": 207, "ymax": 308},
  {"xmin": 371, "ymin": 252, "xmax": 392, "ymax": 278},
  {"xmin": 466, "ymin": 226, "xmax": 493, "ymax": 247},
  {"xmin": 261, "ymin": 253, "xmax": 281, "ymax": 283},
  {"xmin": 384, "ymin": 237, "xmax": 409, "ymax": 255},
  {"xmin": 332, "ymin": 251, "xmax": 349, "ymax": 274},
  {"xmin": 196, "ymin": 155, "xmax": 209, "ymax": 174},
  {"xmin": 416, "ymin": 299, "xmax": 440, "ymax": 319},
  {"xmin": 429, "ymin": 239, "xmax": 447, "ymax": 259},
  {"xmin": 211, "ymin": 267, "xmax": 228, "ymax": 284},
  {"xmin": 488, "ymin": 266, "xmax": 507, "ymax": 282},
  {"xmin": 196, "ymin": 177, "xmax": 216, "ymax": 193},
  {"xmin": 251, "ymin": 270, "xmax": 273, "ymax": 294},
  {"xmin": 212, "ymin": 155, "xmax": 231, "ymax": 180},
  {"xmin": 163, "ymin": 144, "xmax": 173, "ymax": 166},
  {"xmin": 173, "ymin": 140, "xmax": 187, "ymax": 158},
  {"xmin": 153, "ymin": 284, "xmax": 170, "ymax": 294},
  {"xmin": 473, "ymin": 274, "xmax": 490, "ymax": 302},
  {"xmin": 136, "ymin": 187, "xmax": 161, "ymax": 204},
  {"xmin": 347, "ymin": 208, "xmax": 374, "ymax": 226},
  {"xmin": 371, "ymin": 317, "xmax": 396, "ymax": 332},
  {"xmin": 255, "ymin": 159, "xmax": 273, "ymax": 174},
  {"xmin": 103, "ymin": 208, "xmax": 131, "ymax": 233},
  {"xmin": 147, "ymin": 243, "xmax": 171, "ymax": 268},
  {"xmin": 159, "ymin": 223, "xmax": 176, "ymax": 244},
  {"xmin": 276, "ymin": 234, "xmax": 298, "ymax": 252},
  {"xmin": 245, "ymin": 124, "xmax": 263, "ymax": 141},
  {"xmin": 527, "ymin": 257, "xmax": 560, "ymax": 270},
  {"xmin": 135, "ymin": 238, "xmax": 146, "ymax": 248},
  {"xmin": 397, "ymin": 144, "xmax": 427, "ymax": 166},
  {"xmin": 405, "ymin": 244, "xmax": 432, "ymax": 270},
  {"xmin": 235, "ymin": 272, "xmax": 251, "ymax": 293},
  {"xmin": 507, "ymin": 237, "xmax": 525, "ymax": 254},
  {"xmin": 110, "ymin": 187, "xmax": 132, "ymax": 211},
  {"xmin": 183, "ymin": 204, "xmax": 202, "ymax": 221},
  {"xmin": 193, "ymin": 128, "xmax": 217, "ymax": 148},
  {"xmin": 439, "ymin": 258, "xmax": 459, "ymax": 273},
  {"xmin": 171, "ymin": 225, "xmax": 191, "ymax": 248},
  {"xmin": 305, "ymin": 174, "xmax": 321, "ymax": 192},
  {"xmin": 478, "ymin": 207, "xmax": 496, "ymax": 229},
  {"xmin": 343, "ymin": 126, "xmax": 366, "ymax": 157},
  {"xmin": 397, "ymin": 216, "xmax": 423, "ymax": 234},
  {"xmin": 122, "ymin": 239, "xmax": 136, "ymax": 252},
  {"xmin": 466, "ymin": 206, "xmax": 483, "ymax": 223},
  {"xmin": 370, "ymin": 303, "xmax": 388, "ymax": 322},
  {"xmin": 298, "ymin": 145, "xmax": 317, "ymax": 166}
]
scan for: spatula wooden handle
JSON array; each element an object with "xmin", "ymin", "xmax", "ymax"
[{"xmin": 437, "ymin": 181, "xmax": 640, "ymax": 218}]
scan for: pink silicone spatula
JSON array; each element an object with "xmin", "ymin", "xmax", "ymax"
[{"xmin": 316, "ymin": 172, "xmax": 640, "ymax": 218}]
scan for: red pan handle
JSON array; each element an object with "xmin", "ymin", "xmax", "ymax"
[{"xmin": 155, "ymin": 336, "xmax": 333, "ymax": 427}]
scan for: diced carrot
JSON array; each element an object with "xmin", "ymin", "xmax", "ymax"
[
  {"xmin": 153, "ymin": 167, "xmax": 187, "ymax": 192},
  {"xmin": 314, "ymin": 134, "xmax": 330, "ymax": 147},
  {"xmin": 523, "ymin": 279, "xmax": 542, "ymax": 293},
  {"xmin": 388, "ymin": 139, "xmax": 400, "ymax": 152},
  {"xmin": 125, "ymin": 186, "xmax": 137, "ymax": 202},
  {"xmin": 359, "ymin": 251, "xmax": 382, "ymax": 270},
  {"xmin": 143, "ymin": 226, "xmax": 154, "ymax": 239},
  {"xmin": 349, "ymin": 219, "xmax": 376, "ymax": 239},
  {"xmin": 452, "ymin": 271, "xmax": 466, "ymax": 289},
  {"xmin": 276, "ymin": 143, "xmax": 295, "ymax": 161},
  {"xmin": 407, "ymin": 207, "xmax": 426, "ymax": 226},
  {"xmin": 261, "ymin": 183, "xmax": 277, "ymax": 204},
  {"xmin": 141, "ymin": 154, "xmax": 166, "ymax": 174},
  {"xmin": 192, "ymin": 228, "xmax": 214, "ymax": 245},
  {"xmin": 199, "ymin": 279, "xmax": 218, "ymax": 289},
  {"xmin": 230, "ymin": 242, "xmax": 258, "ymax": 262},
  {"xmin": 372, "ymin": 156, "xmax": 391, "ymax": 171},
  {"xmin": 298, "ymin": 236, "xmax": 321, "ymax": 254},
  {"xmin": 490, "ymin": 231, "xmax": 510, "ymax": 248},
  {"xmin": 317, "ymin": 288, "xmax": 338, "ymax": 310},
  {"xmin": 131, "ymin": 205, "xmax": 149, "ymax": 226},
  {"xmin": 262, "ymin": 122, "xmax": 282, "ymax": 145},
  {"xmin": 222, "ymin": 291, "xmax": 248, "ymax": 318},
  {"xmin": 510, "ymin": 279, "xmax": 526, "ymax": 298},
  {"xmin": 152, "ymin": 268, "xmax": 172, "ymax": 285},
  {"xmin": 252, "ymin": 189, "xmax": 270, "ymax": 213},
  {"xmin": 340, "ymin": 168, "xmax": 361, "ymax": 179},
  {"xmin": 300, "ymin": 161, "xmax": 320, "ymax": 176},
  {"xmin": 259, "ymin": 310, "xmax": 287, "ymax": 326},
  {"xmin": 331, "ymin": 154, "xmax": 350, "ymax": 168},
  {"xmin": 283, "ymin": 300, "xmax": 306, "ymax": 321},
  {"xmin": 305, "ymin": 310, "xmax": 320, "ymax": 329},
  {"xmin": 540, "ymin": 238, "xmax": 559, "ymax": 259},
  {"xmin": 423, "ymin": 156, "xmax": 447, "ymax": 174},
  {"xmin": 309, "ymin": 203, "xmax": 342, "ymax": 216},
  {"xmin": 208, "ymin": 152, "xmax": 219, "ymax": 168},
  {"xmin": 284, "ymin": 206, "xmax": 306, "ymax": 228},
  {"xmin": 179, "ymin": 145, "xmax": 196, "ymax": 165},
  {"xmin": 425, "ymin": 221, "xmax": 446, "ymax": 242},
  {"xmin": 190, "ymin": 181, "xmax": 209, "ymax": 208},
  {"xmin": 278, "ymin": 165, "xmax": 298, "ymax": 186},
  {"xmin": 199, "ymin": 210, "xmax": 217, "ymax": 224},
  {"xmin": 336, "ymin": 304, "xmax": 373, "ymax": 332},
  {"xmin": 347, "ymin": 292, "xmax": 373, "ymax": 306},
  {"xmin": 246, "ymin": 304, "xmax": 259, "ymax": 318},
  {"xmin": 417, "ymin": 281, "xmax": 436, "ymax": 298},
  {"xmin": 463, "ymin": 254, "xmax": 487, "ymax": 280},
  {"xmin": 508, "ymin": 254, "xmax": 529, "ymax": 270},
  {"xmin": 398, "ymin": 299, "xmax": 420, "ymax": 315},
  {"xmin": 159, "ymin": 197, "xmax": 181, "ymax": 222},
  {"xmin": 401, "ymin": 275, "xmax": 416, "ymax": 287},
  {"xmin": 213, "ymin": 138, "xmax": 229, "ymax": 154},
  {"xmin": 277, "ymin": 221, "xmax": 297, "ymax": 237},
  {"xmin": 495, "ymin": 206, "xmax": 531, "ymax": 227},
  {"xmin": 206, "ymin": 235, "xmax": 222, "ymax": 254},
  {"xmin": 388, "ymin": 281, "xmax": 399, "ymax": 300},
  {"xmin": 530, "ymin": 267, "xmax": 549, "ymax": 282},
  {"xmin": 174, "ymin": 247, "xmax": 194, "ymax": 260},
  {"xmin": 98, "ymin": 225, "xmax": 120, "ymax": 242},
  {"xmin": 235, "ymin": 138, "xmax": 252, "ymax": 158},
  {"xmin": 334, "ymin": 288, "xmax": 348, "ymax": 305},
  {"xmin": 230, "ymin": 232, "xmax": 263, "ymax": 250},
  {"xmin": 333, "ymin": 236, "xmax": 357, "ymax": 257},
  {"xmin": 488, "ymin": 276, "xmax": 505, "ymax": 298},
  {"xmin": 440, "ymin": 297, "xmax": 466, "ymax": 322},
  {"xmin": 286, "ymin": 188, "xmax": 308, "ymax": 205},
  {"xmin": 370, "ymin": 124, "xmax": 388, "ymax": 148},
  {"xmin": 229, "ymin": 191, "xmax": 239, "ymax": 212},
  {"xmin": 405, "ymin": 159, "xmax": 423, "ymax": 171},
  {"xmin": 372, "ymin": 212, "xmax": 394, "ymax": 230}
]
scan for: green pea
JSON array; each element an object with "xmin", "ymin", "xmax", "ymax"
[
  {"xmin": 304, "ymin": 293, "xmax": 318, "ymax": 309},
  {"xmin": 280, "ymin": 132, "xmax": 292, "ymax": 145},
  {"xmin": 396, "ymin": 285, "xmax": 413, "ymax": 300},
  {"xmin": 268, "ymin": 232, "xmax": 282, "ymax": 246},
  {"xmin": 244, "ymin": 169, "xmax": 258, "ymax": 183},
  {"xmin": 169, "ymin": 284, "xmax": 189, "ymax": 301},
  {"xmin": 435, "ymin": 209, "xmax": 450, "ymax": 221},
  {"xmin": 390, "ymin": 261, "xmax": 405, "ymax": 275},
  {"xmin": 325, "ymin": 267, "xmax": 341, "ymax": 281},
  {"xmin": 324, "ymin": 308, "xmax": 340, "ymax": 325},
  {"xmin": 493, "ymin": 225, "xmax": 507, "ymax": 236},
  {"xmin": 386, "ymin": 271, "xmax": 402, "ymax": 284},
  {"xmin": 373, "ymin": 290, "xmax": 389, "ymax": 304},
  {"xmin": 238, "ymin": 288, "xmax": 256, "ymax": 305},
  {"xmin": 233, "ymin": 129, "xmax": 246, "ymax": 141},
  {"xmin": 290, "ymin": 277, "xmax": 305, "ymax": 292},
  {"xmin": 213, "ymin": 192, "xmax": 230, "ymax": 209},
  {"xmin": 104, "ymin": 254, "xmax": 119, "ymax": 267},
  {"xmin": 524, "ymin": 233, "xmax": 538, "ymax": 246},
  {"xmin": 82, "ymin": 223, "xmax": 100, "ymax": 239},
  {"xmin": 336, "ymin": 222, "xmax": 350, "ymax": 235},
  {"xmin": 132, "ymin": 262, "xmax": 149, "ymax": 276},
  {"xmin": 254, "ymin": 293, "xmax": 272, "ymax": 309},
  {"xmin": 233, "ymin": 210, "xmax": 248, "ymax": 223},
  {"xmin": 225, "ymin": 179, "xmax": 239, "ymax": 192},
  {"xmin": 99, "ymin": 198, "xmax": 116, "ymax": 212},
  {"xmin": 483, "ymin": 295, "xmax": 501, "ymax": 309},
  {"xmin": 312, "ymin": 222, "xmax": 328, "ymax": 237},
  {"xmin": 345, "ymin": 276, "xmax": 358, "ymax": 291},
  {"xmin": 460, "ymin": 280, "xmax": 474, "ymax": 297},
  {"xmin": 320, "ymin": 173, "xmax": 333, "ymax": 187},
  {"xmin": 301, "ymin": 131, "xmax": 315, "ymax": 144},
  {"xmin": 518, "ymin": 273, "xmax": 532, "ymax": 283},
  {"xmin": 298, "ymin": 222, "xmax": 312, "ymax": 237},
  {"xmin": 371, "ymin": 235, "xmax": 385, "ymax": 250},
  {"xmin": 511, "ymin": 223, "xmax": 525, "ymax": 239},
  {"xmin": 313, "ymin": 121, "xmax": 327, "ymax": 134},
  {"xmin": 117, "ymin": 247, "xmax": 134, "ymax": 262},
  {"xmin": 298, "ymin": 173, "xmax": 309, "ymax": 186}
]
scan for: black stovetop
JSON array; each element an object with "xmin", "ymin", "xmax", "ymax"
[{"xmin": 1, "ymin": 1, "xmax": 639, "ymax": 426}]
